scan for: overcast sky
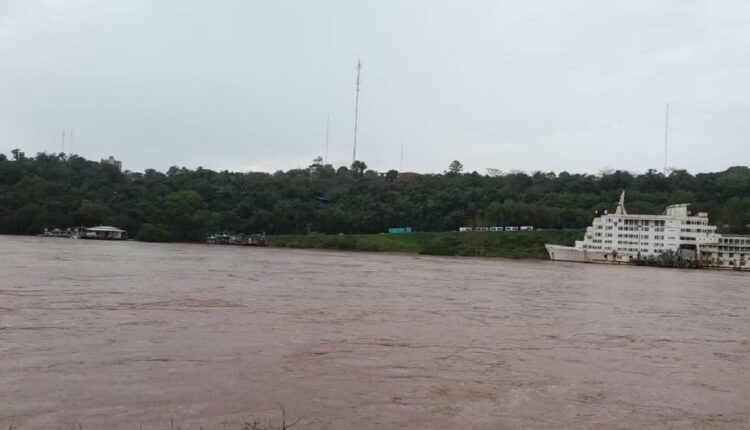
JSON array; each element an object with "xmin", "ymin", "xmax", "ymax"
[{"xmin": 1, "ymin": 0, "xmax": 748, "ymax": 174}]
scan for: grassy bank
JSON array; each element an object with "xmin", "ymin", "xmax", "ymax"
[{"xmin": 267, "ymin": 229, "xmax": 583, "ymax": 259}]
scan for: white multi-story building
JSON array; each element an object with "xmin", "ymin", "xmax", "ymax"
[
  {"xmin": 701, "ymin": 234, "xmax": 750, "ymax": 269},
  {"xmin": 545, "ymin": 192, "xmax": 730, "ymax": 266}
]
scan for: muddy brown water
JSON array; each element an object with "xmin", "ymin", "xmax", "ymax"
[{"xmin": 1, "ymin": 235, "xmax": 749, "ymax": 429}]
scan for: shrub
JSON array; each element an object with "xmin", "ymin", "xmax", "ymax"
[
  {"xmin": 136, "ymin": 224, "xmax": 172, "ymax": 242},
  {"xmin": 420, "ymin": 236, "xmax": 462, "ymax": 256}
]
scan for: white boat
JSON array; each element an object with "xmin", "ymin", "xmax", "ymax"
[
  {"xmin": 544, "ymin": 244, "xmax": 629, "ymax": 264},
  {"xmin": 78, "ymin": 226, "xmax": 128, "ymax": 240},
  {"xmin": 544, "ymin": 191, "xmax": 748, "ymax": 269}
]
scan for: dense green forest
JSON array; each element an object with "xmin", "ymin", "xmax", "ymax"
[
  {"xmin": 270, "ymin": 230, "xmax": 583, "ymax": 259},
  {"xmin": 0, "ymin": 149, "xmax": 748, "ymax": 242}
]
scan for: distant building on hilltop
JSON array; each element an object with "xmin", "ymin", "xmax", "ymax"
[
  {"xmin": 101, "ymin": 156, "xmax": 122, "ymax": 171},
  {"xmin": 396, "ymin": 172, "xmax": 421, "ymax": 182}
]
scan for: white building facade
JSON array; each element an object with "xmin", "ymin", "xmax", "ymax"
[
  {"xmin": 579, "ymin": 201, "xmax": 716, "ymax": 257},
  {"xmin": 544, "ymin": 192, "xmax": 748, "ymax": 270},
  {"xmin": 702, "ymin": 235, "xmax": 750, "ymax": 269}
]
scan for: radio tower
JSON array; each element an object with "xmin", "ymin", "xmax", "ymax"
[
  {"xmin": 663, "ymin": 104, "xmax": 669, "ymax": 174},
  {"xmin": 325, "ymin": 115, "xmax": 330, "ymax": 164},
  {"xmin": 352, "ymin": 59, "xmax": 362, "ymax": 164},
  {"xmin": 400, "ymin": 141, "xmax": 404, "ymax": 171}
]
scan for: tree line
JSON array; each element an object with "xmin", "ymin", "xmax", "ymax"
[{"xmin": 0, "ymin": 149, "xmax": 748, "ymax": 242}]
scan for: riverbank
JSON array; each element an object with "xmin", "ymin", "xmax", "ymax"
[{"xmin": 267, "ymin": 229, "xmax": 583, "ymax": 259}]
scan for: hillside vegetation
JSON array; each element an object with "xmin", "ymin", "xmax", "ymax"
[
  {"xmin": 269, "ymin": 230, "xmax": 583, "ymax": 259},
  {"xmin": 1, "ymin": 150, "xmax": 749, "ymax": 242}
]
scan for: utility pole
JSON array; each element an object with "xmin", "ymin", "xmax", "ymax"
[
  {"xmin": 352, "ymin": 59, "xmax": 362, "ymax": 164},
  {"xmin": 663, "ymin": 103, "xmax": 669, "ymax": 175}
]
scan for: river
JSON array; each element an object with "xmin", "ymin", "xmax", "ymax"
[{"xmin": 1, "ymin": 235, "xmax": 748, "ymax": 429}]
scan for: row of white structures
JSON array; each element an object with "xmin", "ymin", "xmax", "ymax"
[{"xmin": 459, "ymin": 226, "xmax": 534, "ymax": 232}]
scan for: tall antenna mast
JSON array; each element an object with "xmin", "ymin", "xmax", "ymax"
[
  {"xmin": 400, "ymin": 141, "xmax": 404, "ymax": 171},
  {"xmin": 70, "ymin": 129, "xmax": 74, "ymax": 154},
  {"xmin": 325, "ymin": 115, "xmax": 330, "ymax": 164},
  {"xmin": 663, "ymin": 103, "xmax": 669, "ymax": 174},
  {"xmin": 352, "ymin": 59, "xmax": 362, "ymax": 164},
  {"xmin": 61, "ymin": 130, "xmax": 66, "ymax": 153}
]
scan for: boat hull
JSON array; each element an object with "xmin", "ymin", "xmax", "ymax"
[{"xmin": 545, "ymin": 244, "xmax": 629, "ymax": 264}]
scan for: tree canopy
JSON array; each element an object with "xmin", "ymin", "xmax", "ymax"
[{"xmin": 1, "ymin": 150, "xmax": 748, "ymax": 241}]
